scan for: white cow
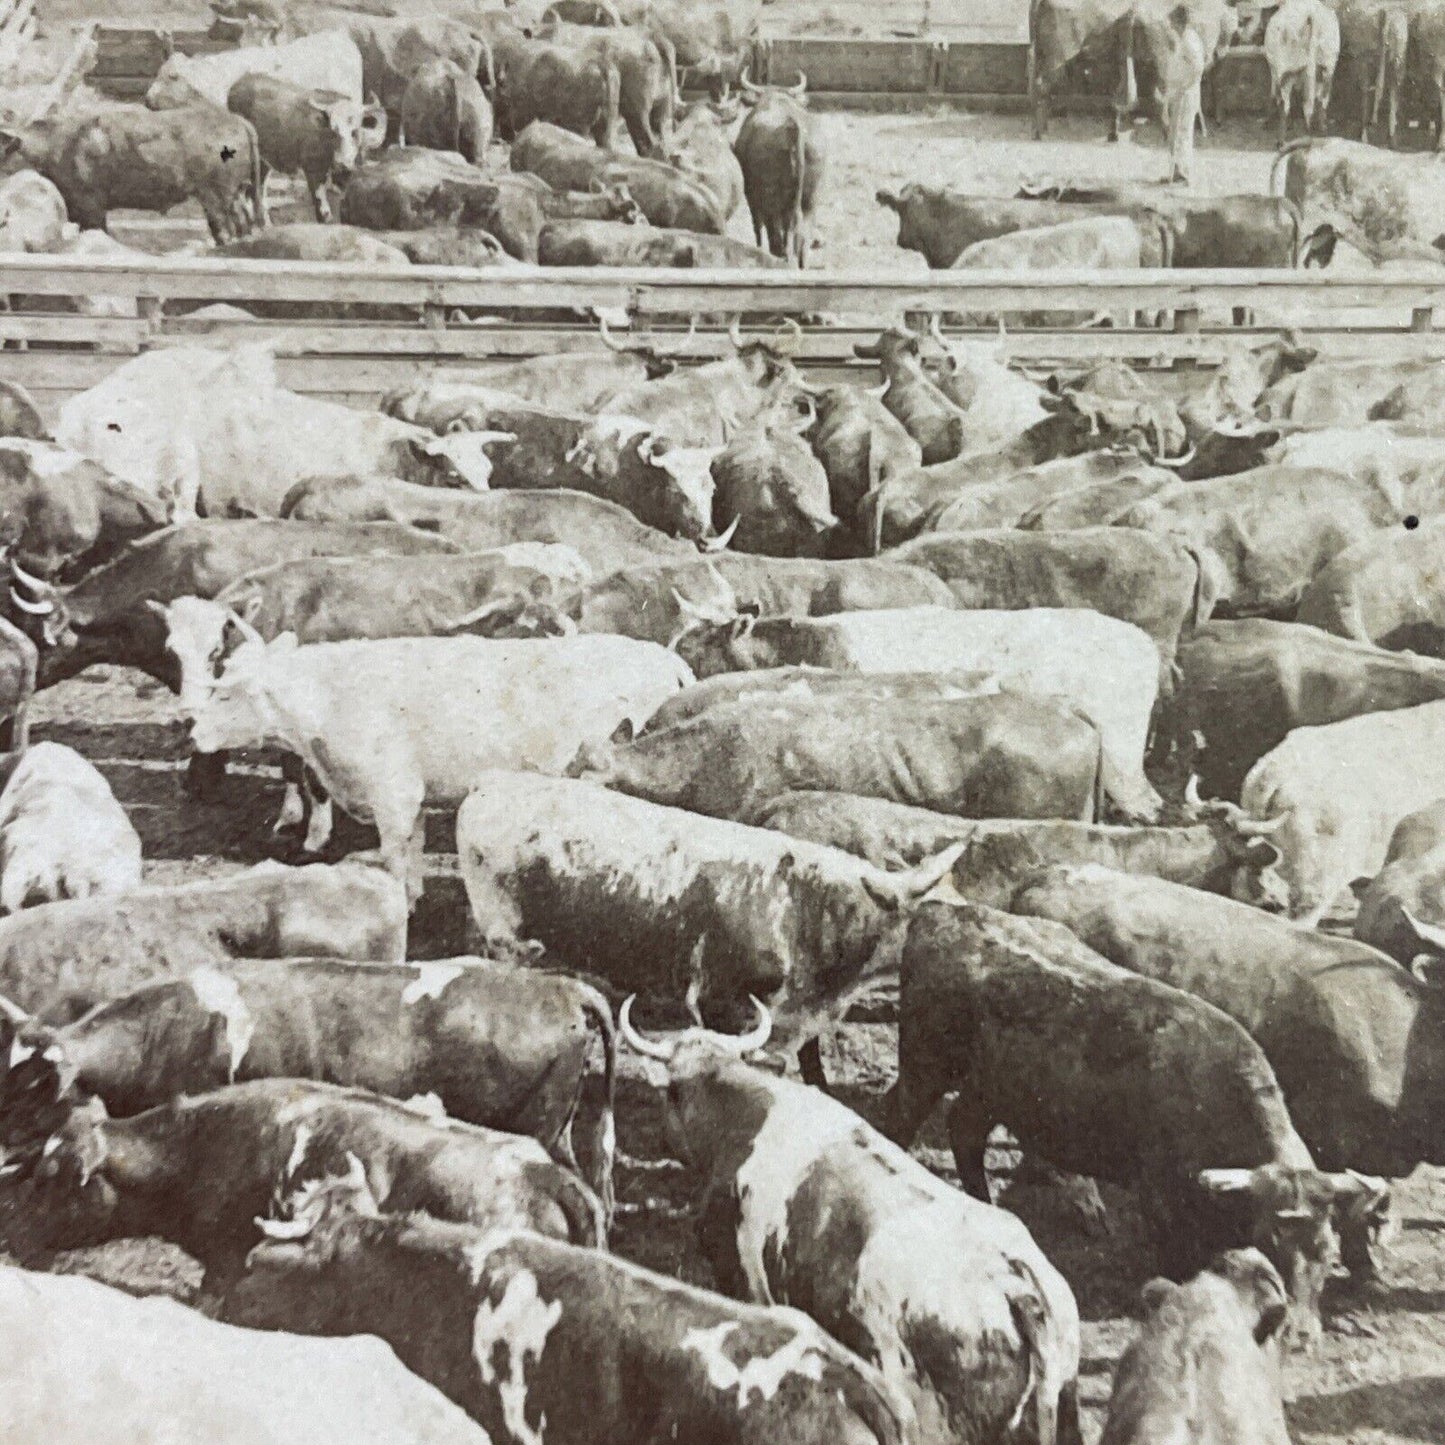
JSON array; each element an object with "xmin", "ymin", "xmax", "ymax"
[
  {"xmin": 1224, "ymin": 699, "xmax": 1445, "ymax": 925},
  {"xmin": 0, "ymin": 742, "xmax": 142, "ymax": 912},
  {"xmin": 145, "ymin": 29, "xmax": 367, "ymax": 109},
  {"xmin": 178, "ymin": 627, "xmax": 695, "ymax": 899},
  {"xmin": 55, "ymin": 345, "xmax": 498, "ymax": 519},
  {"xmin": 677, "ymin": 606, "xmax": 1163, "ymax": 818},
  {"xmin": 1264, "ymin": 0, "xmax": 1341, "ymax": 145},
  {"xmin": 0, "ymin": 1263, "xmax": 492, "ymax": 1445}
]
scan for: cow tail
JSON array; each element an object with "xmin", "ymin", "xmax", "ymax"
[
  {"xmin": 1089, "ymin": 733, "xmax": 1106, "ymax": 824},
  {"xmin": 1184, "ymin": 542, "xmax": 1215, "ymax": 628},
  {"xmin": 1123, "ymin": 7, "xmax": 1139, "ymax": 112},
  {"xmin": 449, "ymin": 66, "xmax": 464, "ymax": 155},
  {"xmin": 478, "ymin": 36, "xmax": 496, "ymax": 93},
  {"xmin": 246, "ymin": 118, "xmax": 265, "ymax": 230},
  {"xmin": 1371, "ymin": 10, "xmax": 1389, "ymax": 125},
  {"xmin": 790, "ymin": 115, "xmax": 807, "ymax": 266},
  {"xmin": 574, "ymin": 979, "xmax": 617, "ymax": 1234},
  {"xmin": 1006, "ymin": 1261, "xmax": 1070, "ymax": 1445},
  {"xmin": 555, "ymin": 1162, "xmax": 608, "ymax": 1248},
  {"xmin": 1304, "ymin": 10, "xmax": 1320, "ymax": 128},
  {"xmin": 1269, "ymin": 135, "xmax": 1311, "ymax": 197}
]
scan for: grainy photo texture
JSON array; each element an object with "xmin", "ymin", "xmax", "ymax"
[{"xmin": 0, "ymin": 0, "xmax": 1437, "ymax": 1438}]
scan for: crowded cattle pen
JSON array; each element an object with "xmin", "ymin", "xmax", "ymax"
[{"xmin": 3, "ymin": 0, "xmax": 1445, "ymax": 1440}]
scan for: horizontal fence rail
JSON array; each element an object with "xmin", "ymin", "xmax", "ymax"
[{"xmin": 2, "ymin": 255, "xmax": 1444, "ymax": 407}]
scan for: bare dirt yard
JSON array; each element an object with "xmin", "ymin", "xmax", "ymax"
[{"xmin": 7, "ymin": 6, "xmax": 1445, "ymax": 1438}]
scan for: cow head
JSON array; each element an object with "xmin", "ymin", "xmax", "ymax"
[
  {"xmin": 396, "ymin": 426, "xmax": 517, "ymax": 490},
  {"xmin": 309, "ymin": 93, "xmax": 366, "ymax": 184},
  {"xmin": 249, "ymin": 1152, "xmax": 380, "ymax": 1273},
  {"xmin": 588, "ymin": 178, "xmax": 645, "ymax": 225},
  {"xmin": 1197, "ymin": 1164, "xmax": 1389, "ymax": 1346},
  {"xmin": 154, "ymin": 596, "xmax": 257, "ymax": 713},
  {"xmin": 0, "ymin": 381, "xmax": 47, "ymax": 442},
  {"xmin": 673, "ymin": 611, "xmax": 792, "ymax": 676},
  {"xmin": 1207, "ymin": 1247, "xmax": 1292, "ymax": 1345},
  {"xmin": 181, "ymin": 620, "xmax": 297, "ymax": 757},
  {"xmin": 145, "ymin": 59, "xmax": 207, "ymax": 111},
  {"xmin": 3, "ymin": 1094, "xmax": 120, "ymax": 1255},
  {"xmin": 1182, "ymin": 777, "xmax": 1290, "ymax": 912},
  {"xmin": 0, "ymin": 1002, "xmax": 79, "ymax": 1162},
  {"xmin": 736, "ymin": 68, "xmax": 809, "ymax": 108},
  {"xmin": 618, "ymin": 994, "xmax": 774, "ymax": 1161}
]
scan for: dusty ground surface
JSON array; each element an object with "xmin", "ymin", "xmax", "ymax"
[{"xmin": 19, "ymin": 664, "xmax": 1445, "ymax": 1445}]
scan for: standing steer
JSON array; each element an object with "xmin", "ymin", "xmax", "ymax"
[
  {"xmin": 225, "ymin": 1168, "xmax": 909, "ymax": 1445},
  {"xmin": 1265, "ymin": 0, "xmax": 1341, "ymax": 143},
  {"xmin": 0, "ymin": 103, "xmax": 263, "ymax": 243},
  {"xmin": 574, "ymin": 690, "xmax": 1106, "ymax": 824},
  {"xmin": 733, "ymin": 72, "xmax": 821, "ymax": 265},
  {"xmin": 1206, "ymin": 699, "xmax": 1445, "ymax": 924},
  {"xmin": 181, "ymin": 629, "xmax": 694, "ymax": 899},
  {"xmin": 1100, "ymin": 1251, "xmax": 1292, "ymax": 1445},
  {"xmin": 458, "ymin": 771, "xmax": 963, "ymax": 1072},
  {"xmin": 227, "ymin": 73, "xmax": 380, "ymax": 223},
  {"xmin": 621, "ymin": 1008, "xmax": 1083, "ymax": 1445},
  {"xmin": 0, "ymin": 742, "xmax": 140, "ymax": 913},
  {"xmin": 853, "ymin": 329, "xmax": 967, "ymax": 469},
  {"xmin": 400, "ymin": 59, "xmax": 492, "ymax": 162},
  {"xmin": 889, "ymin": 902, "xmax": 1352, "ymax": 1341}
]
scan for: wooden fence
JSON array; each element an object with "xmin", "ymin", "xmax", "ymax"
[{"xmin": 3, "ymin": 254, "xmax": 1444, "ymax": 407}]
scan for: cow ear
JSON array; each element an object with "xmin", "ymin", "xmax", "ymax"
[{"xmin": 1137, "ymin": 1277, "xmax": 1176, "ymax": 1317}]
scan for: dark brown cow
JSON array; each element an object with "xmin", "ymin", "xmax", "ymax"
[
  {"xmin": 733, "ymin": 72, "xmax": 822, "ymax": 265},
  {"xmin": 0, "ymin": 103, "xmax": 262, "ymax": 242},
  {"xmin": 888, "ymin": 901, "xmax": 1362, "ymax": 1341},
  {"xmin": 0, "ymin": 955, "xmax": 617, "ymax": 1224},
  {"xmin": 756, "ymin": 790, "xmax": 1250, "ymax": 898},
  {"xmin": 500, "ymin": 35, "xmax": 622, "ymax": 147},
  {"xmin": 12, "ymin": 1079, "xmax": 602, "ymax": 1287},
  {"xmin": 806, "ymin": 383, "xmax": 923, "ymax": 545},
  {"xmin": 537, "ymin": 218, "xmax": 779, "ymax": 266},
  {"xmin": 540, "ymin": 18, "xmax": 678, "ymax": 157},
  {"xmin": 1168, "ymin": 618, "xmax": 1445, "ymax": 799},
  {"xmin": 342, "ymin": 17, "xmax": 488, "ymax": 145},
  {"xmin": 399, "ymin": 58, "xmax": 492, "ymax": 162}
]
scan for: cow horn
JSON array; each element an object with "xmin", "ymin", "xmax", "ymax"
[
  {"xmin": 722, "ymin": 996, "xmax": 771, "ymax": 1054},
  {"xmin": 701, "ymin": 514, "xmax": 739, "ymax": 552},
  {"xmin": 9, "ymin": 588, "xmax": 51, "ymax": 616},
  {"xmin": 728, "ymin": 316, "xmax": 746, "ymax": 349},
  {"xmin": 0, "ymin": 992, "xmax": 30, "ymax": 1025},
  {"xmin": 9, "ymin": 557, "xmax": 49, "ymax": 596},
  {"xmin": 597, "ymin": 313, "xmax": 635, "ymax": 353},
  {"xmin": 927, "ymin": 314, "xmax": 948, "ymax": 348},
  {"xmin": 1233, "ymin": 812, "xmax": 1288, "ymax": 837},
  {"xmin": 255, "ymin": 1212, "xmax": 315, "ymax": 1240},
  {"xmin": 1183, "ymin": 773, "xmax": 1205, "ymax": 811},
  {"xmin": 738, "ymin": 68, "xmax": 760, "ymax": 96},
  {"xmin": 1151, "ymin": 441, "xmax": 1197, "ymax": 469},
  {"xmin": 772, "ymin": 317, "xmax": 803, "ymax": 356},
  {"xmin": 787, "ymin": 70, "xmax": 807, "ymax": 97},
  {"xmin": 618, "ymin": 995, "xmax": 676, "ymax": 1061}
]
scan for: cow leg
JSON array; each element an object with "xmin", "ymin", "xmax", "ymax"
[
  {"xmin": 375, "ymin": 783, "xmax": 427, "ymax": 907},
  {"xmin": 797, "ymin": 1036, "xmax": 828, "ymax": 1089},
  {"xmin": 1437, "ymin": 73, "xmax": 1445, "ymax": 150},
  {"xmin": 185, "ymin": 750, "xmax": 229, "ymax": 801},
  {"xmin": 944, "ymin": 1093, "xmax": 993, "ymax": 1199}
]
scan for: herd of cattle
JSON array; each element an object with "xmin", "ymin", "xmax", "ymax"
[{"xmin": 0, "ymin": 275, "xmax": 1441, "ymax": 1442}]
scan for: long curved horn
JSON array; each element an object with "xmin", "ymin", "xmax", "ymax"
[
  {"xmin": 773, "ymin": 316, "xmax": 803, "ymax": 356},
  {"xmin": 597, "ymin": 313, "xmax": 634, "ymax": 353},
  {"xmin": 618, "ymin": 995, "xmax": 676, "ymax": 1061},
  {"xmin": 0, "ymin": 992, "xmax": 29, "ymax": 1024},
  {"xmin": 656, "ymin": 315, "xmax": 699, "ymax": 360},
  {"xmin": 9, "ymin": 557, "xmax": 50, "ymax": 595},
  {"xmin": 10, "ymin": 588, "xmax": 51, "ymax": 616},
  {"xmin": 738, "ymin": 68, "xmax": 760, "ymax": 96},
  {"xmin": 255, "ymin": 1213, "xmax": 314, "ymax": 1240},
  {"xmin": 728, "ymin": 316, "xmax": 746, "ymax": 349},
  {"xmin": 1152, "ymin": 442, "xmax": 1197, "ymax": 469},
  {"xmin": 701, "ymin": 513, "xmax": 739, "ymax": 552},
  {"xmin": 731, "ymin": 996, "xmax": 771, "ymax": 1054},
  {"xmin": 1184, "ymin": 773, "xmax": 1204, "ymax": 811},
  {"xmin": 788, "ymin": 70, "xmax": 807, "ymax": 97}
]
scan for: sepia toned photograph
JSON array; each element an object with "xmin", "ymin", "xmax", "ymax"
[{"xmin": 0, "ymin": 0, "xmax": 1437, "ymax": 1437}]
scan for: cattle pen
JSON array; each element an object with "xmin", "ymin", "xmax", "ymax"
[{"xmin": 4, "ymin": 254, "xmax": 1445, "ymax": 409}]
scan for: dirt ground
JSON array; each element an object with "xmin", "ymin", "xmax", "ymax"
[
  {"xmin": 24, "ymin": 657, "xmax": 1445, "ymax": 1445},
  {"xmin": 4, "ymin": 7, "xmax": 1443, "ymax": 1438}
]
